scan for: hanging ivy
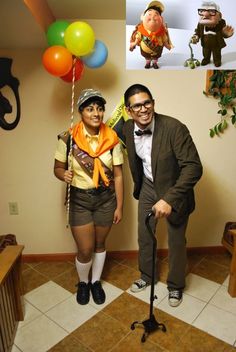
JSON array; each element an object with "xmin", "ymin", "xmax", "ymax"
[{"xmin": 204, "ymin": 70, "xmax": 236, "ymax": 137}]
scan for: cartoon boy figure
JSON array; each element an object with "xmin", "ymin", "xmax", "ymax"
[
  {"xmin": 129, "ymin": 1, "xmax": 172, "ymax": 69},
  {"xmin": 191, "ymin": 1, "xmax": 234, "ymax": 67}
]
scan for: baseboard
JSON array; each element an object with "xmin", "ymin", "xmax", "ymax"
[{"xmin": 22, "ymin": 246, "xmax": 228, "ymax": 263}]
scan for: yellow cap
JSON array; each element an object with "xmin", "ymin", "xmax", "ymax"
[{"xmin": 145, "ymin": 1, "xmax": 165, "ymax": 13}]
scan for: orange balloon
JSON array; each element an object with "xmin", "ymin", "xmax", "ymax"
[{"xmin": 42, "ymin": 45, "xmax": 73, "ymax": 76}]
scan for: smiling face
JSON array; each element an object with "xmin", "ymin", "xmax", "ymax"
[
  {"xmin": 142, "ymin": 9, "xmax": 163, "ymax": 32},
  {"xmin": 80, "ymin": 103, "xmax": 104, "ymax": 135},
  {"xmin": 126, "ymin": 92, "xmax": 154, "ymax": 129}
]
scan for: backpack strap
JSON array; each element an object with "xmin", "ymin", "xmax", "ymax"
[
  {"xmin": 130, "ymin": 23, "xmax": 140, "ymax": 44},
  {"xmin": 57, "ymin": 130, "xmax": 71, "ymax": 169}
]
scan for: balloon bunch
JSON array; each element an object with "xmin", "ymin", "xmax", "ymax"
[{"xmin": 42, "ymin": 20, "xmax": 108, "ymax": 82}]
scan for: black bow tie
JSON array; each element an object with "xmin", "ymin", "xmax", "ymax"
[
  {"xmin": 205, "ymin": 26, "xmax": 216, "ymax": 32},
  {"xmin": 135, "ymin": 129, "xmax": 152, "ymax": 136}
]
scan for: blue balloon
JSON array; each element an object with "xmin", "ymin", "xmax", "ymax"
[{"xmin": 82, "ymin": 40, "xmax": 108, "ymax": 68}]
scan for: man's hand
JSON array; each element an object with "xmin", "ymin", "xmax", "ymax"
[
  {"xmin": 190, "ymin": 35, "xmax": 199, "ymax": 44},
  {"xmin": 223, "ymin": 25, "xmax": 234, "ymax": 37},
  {"xmin": 152, "ymin": 199, "xmax": 172, "ymax": 219}
]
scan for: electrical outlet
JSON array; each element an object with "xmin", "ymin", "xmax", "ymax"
[{"xmin": 9, "ymin": 202, "xmax": 19, "ymax": 215}]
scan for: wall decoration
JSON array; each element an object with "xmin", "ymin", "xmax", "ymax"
[
  {"xmin": 0, "ymin": 58, "xmax": 21, "ymax": 131},
  {"xmin": 128, "ymin": 1, "xmax": 173, "ymax": 70},
  {"xmin": 191, "ymin": 2, "xmax": 234, "ymax": 68}
]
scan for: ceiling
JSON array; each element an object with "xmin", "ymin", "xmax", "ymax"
[{"xmin": 0, "ymin": 0, "xmax": 125, "ymax": 49}]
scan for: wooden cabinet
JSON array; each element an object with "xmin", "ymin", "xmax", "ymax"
[
  {"xmin": 0, "ymin": 245, "xmax": 24, "ymax": 352},
  {"xmin": 222, "ymin": 223, "xmax": 236, "ymax": 297}
]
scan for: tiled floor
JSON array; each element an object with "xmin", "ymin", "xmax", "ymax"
[{"xmin": 12, "ymin": 252, "xmax": 236, "ymax": 352}]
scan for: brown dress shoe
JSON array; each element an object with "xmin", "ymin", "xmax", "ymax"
[
  {"xmin": 153, "ymin": 62, "xmax": 159, "ymax": 69},
  {"xmin": 214, "ymin": 61, "xmax": 221, "ymax": 67},
  {"xmin": 201, "ymin": 59, "xmax": 210, "ymax": 66}
]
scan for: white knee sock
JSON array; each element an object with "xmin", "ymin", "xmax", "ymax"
[
  {"xmin": 91, "ymin": 251, "xmax": 106, "ymax": 284},
  {"xmin": 75, "ymin": 257, "xmax": 92, "ymax": 283}
]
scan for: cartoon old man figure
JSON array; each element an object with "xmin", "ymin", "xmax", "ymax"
[
  {"xmin": 191, "ymin": 1, "xmax": 234, "ymax": 67},
  {"xmin": 129, "ymin": 1, "xmax": 172, "ymax": 69}
]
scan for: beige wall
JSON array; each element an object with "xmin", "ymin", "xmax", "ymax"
[{"xmin": 1, "ymin": 20, "xmax": 236, "ymax": 255}]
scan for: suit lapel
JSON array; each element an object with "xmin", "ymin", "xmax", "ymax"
[
  {"xmin": 125, "ymin": 119, "xmax": 135, "ymax": 151},
  {"xmin": 124, "ymin": 120, "xmax": 137, "ymax": 169}
]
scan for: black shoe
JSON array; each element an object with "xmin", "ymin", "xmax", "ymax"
[
  {"xmin": 145, "ymin": 62, "xmax": 151, "ymax": 69},
  {"xmin": 91, "ymin": 281, "xmax": 106, "ymax": 304},
  {"xmin": 76, "ymin": 282, "xmax": 90, "ymax": 305}
]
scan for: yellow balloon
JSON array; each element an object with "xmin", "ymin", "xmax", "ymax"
[{"xmin": 64, "ymin": 21, "xmax": 95, "ymax": 57}]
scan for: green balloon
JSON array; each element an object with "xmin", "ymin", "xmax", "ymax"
[{"xmin": 46, "ymin": 20, "xmax": 70, "ymax": 47}]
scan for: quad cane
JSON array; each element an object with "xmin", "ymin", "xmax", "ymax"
[
  {"xmin": 184, "ymin": 40, "xmax": 200, "ymax": 69},
  {"xmin": 131, "ymin": 211, "xmax": 166, "ymax": 342}
]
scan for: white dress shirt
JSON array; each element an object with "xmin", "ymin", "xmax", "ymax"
[{"xmin": 134, "ymin": 119, "xmax": 154, "ymax": 181}]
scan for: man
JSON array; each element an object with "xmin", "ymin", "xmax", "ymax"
[
  {"xmin": 191, "ymin": 1, "xmax": 234, "ymax": 67},
  {"xmin": 123, "ymin": 84, "xmax": 202, "ymax": 307}
]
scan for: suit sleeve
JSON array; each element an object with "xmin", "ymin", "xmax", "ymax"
[{"xmin": 162, "ymin": 123, "xmax": 203, "ymax": 211}]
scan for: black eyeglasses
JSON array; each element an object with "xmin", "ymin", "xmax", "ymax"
[
  {"xmin": 198, "ymin": 9, "xmax": 218, "ymax": 16},
  {"xmin": 129, "ymin": 99, "xmax": 153, "ymax": 112}
]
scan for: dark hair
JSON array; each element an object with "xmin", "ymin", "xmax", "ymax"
[
  {"xmin": 78, "ymin": 97, "xmax": 105, "ymax": 112},
  {"xmin": 144, "ymin": 6, "xmax": 162, "ymax": 15},
  {"xmin": 124, "ymin": 84, "xmax": 153, "ymax": 107}
]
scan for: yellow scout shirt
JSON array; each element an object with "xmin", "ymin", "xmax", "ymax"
[{"xmin": 55, "ymin": 128, "xmax": 124, "ymax": 189}]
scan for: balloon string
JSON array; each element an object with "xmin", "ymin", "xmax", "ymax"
[{"xmin": 66, "ymin": 57, "xmax": 76, "ymax": 227}]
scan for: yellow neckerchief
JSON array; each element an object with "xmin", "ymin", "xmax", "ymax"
[{"xmin": 72, "ymin": 121, "xmax": 119, "ymax": 187}]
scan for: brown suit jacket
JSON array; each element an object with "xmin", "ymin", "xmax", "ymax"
[
  {"xmin": 195, "ymin": 19, "xmax": 227, "ymax": 49},
  {"xmin": 123, "ymin": 113, "xmax": 203, "ymax": 225}
]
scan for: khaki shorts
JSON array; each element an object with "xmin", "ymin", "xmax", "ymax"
[
  {"xmin": 140, "ymin": 46, "xmax": 163, "ymax": 60},
  {"xmin": 69, "ymin": 186, "xmax": 116, "ymax": 226}
]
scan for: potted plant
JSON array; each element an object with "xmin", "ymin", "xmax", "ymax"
[{"xmin": 204, "ymin": 70, "xmax": 236, "ymax": 137}]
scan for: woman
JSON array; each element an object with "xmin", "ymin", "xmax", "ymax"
[{"xmin": 54, "ymin": 89, "xmax": 124, "ymax": 305}]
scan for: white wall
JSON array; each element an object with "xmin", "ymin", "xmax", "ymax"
[
  {"xmin": 1, "ymin": 19, "xmax": 236, "ymax": 255},
  {"xmin": 126, "ymin": 0, "xmax": 236, "ymax": 29}
]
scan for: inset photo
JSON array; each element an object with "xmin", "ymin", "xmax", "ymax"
[{"xmin": 126, "ymin": 0, "xmax": 236, "ymax": 70}]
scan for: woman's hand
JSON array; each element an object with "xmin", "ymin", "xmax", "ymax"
[
  {"xmin": 113, "ymin": 208, "xmax": 122, "ymax": 224},
  {"xmin": 54, "ymin": 160, "xmax": 73, "ymax": 183},
  {"xmin": 64, "ymin": 170, "xmax": 73, "ymax": 184},
  {"xmin": 113, "ymin": 164, "xmax": 123, "ymax": 224}
]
